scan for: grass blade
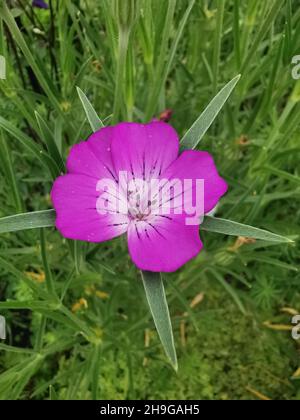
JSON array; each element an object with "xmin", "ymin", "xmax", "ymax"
[
  {"xmin": 112, "ymin": 29, "xmax": 130, "ymax": 123},
  {"xmin": 0, "ymin": 116, "xmax": 60, "ymax": 178},
  {"xmin": 40, "ymin": 229, "xmax": 56, "ymax": 296},
  {"xmin": 180, "ymin": 75, "xmax": 241, "ymax": 150},
  {"xmin": 209, "ymin": 268, "xmax": 246, "ymax": 315},
  {"xmin": 145, "ymin": 0, "xmax": 176, "ymax": 120},
  {"xmin": 201, "ymin": 216, "xmax": 293, "ymax": 243},
  {"xmin": 241, "ymin": 0, "xmax": 285, "ymax": 73},
  {"xmin": 0, "ymin": 2, "xmax": 62, "ymax": 115},
  {"xmin": 261, "ymin": 165, "xmax": 300, "ymax": 185},
  {"xmin": 76, "ymin": 87, "xmax": 104, "ymax": 132},
  {"xmin": 49, "ymin": 385, "xmax": 58, "ymax": 401},
  {"xmin": 141, "ymin": 271, "xmax": 177, "ymax": 370},
  {"xmin": 145, "ymin": 0, "xmax": 195, "ymax": 120},
  {"xmin": 35, "ymin": 112, "xmax": 65, "ymax": 172},
  {"xmin": 0, "ymin": 130, "xmax": 24, "ymax": 212},
  {"xmin": 0, "ymin": 210, "xmax": 56, "ymax": 234},
  {"xmin": 212, "ymin": 0, "xmax": 225, "ymax": 94}
]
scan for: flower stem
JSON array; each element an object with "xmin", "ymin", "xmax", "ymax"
[
  {"xmin": 213, "ymin": 0, "xmax": 225, "ymax": 95},
  {"xmin": 113, "ymin": 29, "xmax": 130, "ymax": 123},
  {"xmin": 40, "ymin": 228, "xmax": 56, "ymax": 297}
]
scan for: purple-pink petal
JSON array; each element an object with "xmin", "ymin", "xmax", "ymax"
[
  {"xmin": 51, "ymin": 174, "xmax": 128, "ymax": 242},
  {"xmin": 160, "ymin": 150, "xmax": 228, "ymax": 215},
  {"xmin": 127, "ymin": 214, "xmax": 203, "ymax": 272},
  {"xmin": 66, "ymin": 127, "xmax": 117, "ymax": 182},
  {"xmin": 110, "ymin": 122, "xmax": 179, "ymax": 182}
]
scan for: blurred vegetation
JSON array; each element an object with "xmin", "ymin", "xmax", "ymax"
[{"xmin": 0, "ymin": 0, "xmax": 299, "ymax": 400}]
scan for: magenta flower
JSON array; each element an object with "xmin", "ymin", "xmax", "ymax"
[{"xmin": 51, "ymin": 122, "xmax": 227, "ymax": 272}]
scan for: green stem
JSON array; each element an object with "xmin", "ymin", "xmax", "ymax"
[
  {"xmin": 40, "ymin": 228, "xmax": 56, "ymax": 296},
  {"xmin": 34, "ymin": 316, "xmax": 47, "ymax": 352},
  {"xmin": 213, "ymin": 0, "xmax": 225, "ymax": 95},
  {"xmin": 60, "ymin": 305, "xmax": 94, "ymax": 340},
  {"xmin": 125, "ymin": 40, "xmax": 135, "ymax": 121},
  {"xmin": 233, "ymin": 0, "xmax": 241, "ymax": 70},
  {"xmin": 0, "ymin": 131, "xmax": 24, "ymax": 213},
  {"xmin": 145, "ymin": 0, "xmax": 177, "ymax": 121},
  {"xmin": 113, "ymin": 28, "xmax": 130, "ymax": 123},
  {"xmin": 255, "ymin": 99, "xmax": 295, "ymax": 167}
]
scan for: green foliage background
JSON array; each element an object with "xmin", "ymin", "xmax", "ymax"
[{"xmin": 0, "ymin": 0, "xmax": 299, "ymax": 400}]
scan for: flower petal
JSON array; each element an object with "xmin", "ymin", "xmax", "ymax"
[
  {"xmin": 66, "ymin": 127, "xmax": 118, "ymax": 182},
  {"xmin": 32, "ymin": 0, "xmax": 49, "ymax": 9},
  {"xmin": 127, "ymin": 215, "xmax": 202, "ymax": 272},
  {"xmin": 51, "ymin": 174, "xmax": 128, "ymax": 242},
  {"xmin": 110, "ymin": 122, "xmax": 179, "ymax": 182},
  {"xmin": 160, "ymin": 150, "xmax": 228, "ymax": 215}
]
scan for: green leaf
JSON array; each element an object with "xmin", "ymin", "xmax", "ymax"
[
  {"xmin": 0, "ymin": 255, "xmax": 50, "ymax": 300},
  {"xmin": 261, "ymin": 165, "xmax": 300, "ymax": 185},
  {"xmin": 180, "ymin": 75, "xmax": 241, "ymax": 150},
  {"xmin": 90, "ymin": 343, "xmax": 102, "ymax": 400},
  {"xmin": 0, "ymin": 130, "xmax": 24, "ymax": 213},
  {"xmin": 76, "ymin": 87, "xmax": 104, "ymax": 132},
  {"xmin": 40, "ymin": 228, "xmax": 56, "ymax": 296},
  {"xmin": 201, "ymin": 216, "xmax": 293, "ymax": 243},
  {"xmin": 145, "ymin": 0, "xmax": 195, "ymax": 120},
  {"xmin": 0, "ymin": 300, "xmax": 56, "ymax": 311},
  {"xmin": 241, "ymin": 0, "xmax": 285, "ymax": 73},
  {"xmin": 209, "ymin": 268, "xmax": 246, "ymax": 315},
  {"xmin": 212, "ymin": 0, "xmax": 225, "ymax": 94},
  {"xmin": 141, "ymin": 271, "xmax": 177, "ymax": 370},
  {"xmin": 0, "ymin": 210, "xmax": 55, "ymax": 234},
  {"xmin": 0, "ymin": 2, "xmax": 63, "ymax": 116},
  {"xmin": 49, "ymin": 385, "xmax": 58, "ymax": 401},
  {"xmin": 0, "ymin": 344, "xmax": 36, "ymax": 355},
  {"xmin": 35, "ymin": 112, "xmax": 65, "ymax": 173},
  {"xmin": 0, "ymin": 116, "xmax": 60, "ymax": 179}
]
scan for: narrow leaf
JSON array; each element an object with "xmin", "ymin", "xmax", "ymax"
[
  {"xmin": 49, "ymin": 385, "xmax": 58, "ymax": 401},
  {"xmin": 35, "ymin": 112, "xmax": 65, "ymax": 172},
  {"xmin": 141, "ymin": 271, "xmax": 177, "ymax": 370},
  {"xmin": 201, "ymin": 216, "xmax": 293, "ymax": 243},
  {"xmin": 261, "ymin": 165, "xmax": 300, "ymax": 185},
  {"xmin": 0, "ymin": 130, "xmax": 24, "ymax": 213},
  {"xmin": 40, "ymin": 228, "xmax": 56, "ymax": 296},
  {"xmin": 0, "ymin": 344, "xmax": 36, "ymax": 355},
  {"xmin": 0, "ymin": 210, "xmax": 55, "ymax": 234},
  {"xmin": 145, "ymin": 0, "xmax": 195, "ymax": 120},
  {"xmin": 180, "ymin": 75, "xmax": 241, "ymax": 150},
  {"xmin": 241, "ymin": 0, "xmax": 285, "ymax": 73},
  {"xmin": 76, "ymin": 87, "xmax": 104, "ymax": 132},
  {"xmin": 209, "ymin": 268, "xmax": 246, "ymax": 315},
  {"xmin": 0, "ymin": 116, "xmax": 60, "ymax": 178},
  {"xmin": 0, "ymin": 300, "xmax": 55, "ymax": 311},
  {"xmin": 0, "ymin": 2, "xmax": 63, "ymax": 116}
]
